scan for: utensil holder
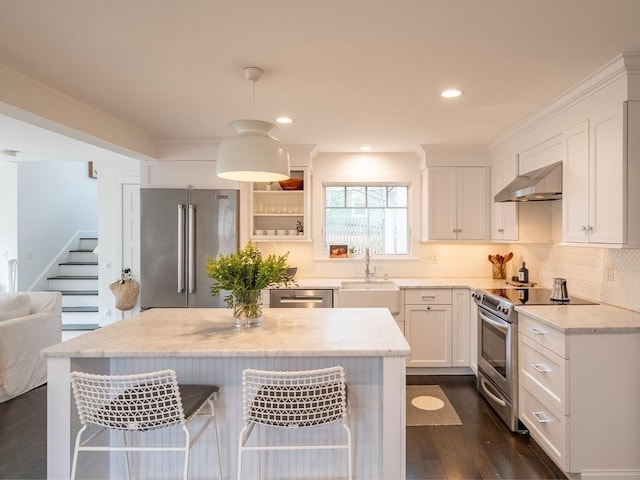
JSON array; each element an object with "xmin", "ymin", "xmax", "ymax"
[{"xmin": 492, "ymin": 263, "xmax": 506, "ymax": 279}]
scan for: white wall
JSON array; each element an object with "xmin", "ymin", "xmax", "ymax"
[
  {"xmin": 0, "ymin": 160, "xmax": 18, "ymax": 291},
  {"xmin": 17, "ymin": 161, "xmax": 97, "ymax": 290}
]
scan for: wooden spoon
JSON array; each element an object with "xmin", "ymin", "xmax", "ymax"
[{"xmin": 504, "ymin": 252, "xmax": 513, "ymax": 263}]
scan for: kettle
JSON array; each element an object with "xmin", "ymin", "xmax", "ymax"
[{"xmin": 550, "ymin": 278, "xmax": 569, "ymax": 301}]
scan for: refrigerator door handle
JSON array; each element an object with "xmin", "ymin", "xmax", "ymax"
[
  {"xmin": 177, "ymin": 204, "xmax": 185, "ymax": 293},
  {"xmin": 188, "ymin": 204, "xmax": 196, "ymax": 293}
]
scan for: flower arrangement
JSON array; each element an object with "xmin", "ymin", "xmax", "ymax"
[{"xmin": 205, "ymin": 241, "xmax": 295, "ymax": 325}]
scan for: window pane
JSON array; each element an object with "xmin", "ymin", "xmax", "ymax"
[
  {"xmin": 324, "ymin": 184, "xmax": 409, "ymax": 255},
  {"xmin": 387, "ymin": 186, "xmax": 407, "ymax": 207},
  {"xmin": 325, "ymin": 187, "xmax": 345, "ymax": 207},
  {"xmin": 367, "ymin": 187, "xmax": 386, "ymax": 207},
  {"xmin": 345, "ymin": 187, "xmax": 366, "ymax": 207}
]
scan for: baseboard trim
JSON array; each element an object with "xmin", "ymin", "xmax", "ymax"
[{"xmin": 581, "ymin": 470, "xmax": 640, "ymax": 480}]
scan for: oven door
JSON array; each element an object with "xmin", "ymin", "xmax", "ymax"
[{"xmin": 477, "ymin": 305, "xmax": 514, "ymax": 398}]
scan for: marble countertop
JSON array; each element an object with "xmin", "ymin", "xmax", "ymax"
[
  {"xmin": 282, "ymin": 277, "xmax": 640, "ymax": 332},
  {"xmin": 42, "ymin": 307, "xmax": 411, "ymax": 358},
  {"xmin": 516, "ymin": 304, "xmax": 640, "ymax": 333},
  {"xmin": 279, "ymin": 277, "xmax": 511, "ymax": 290}
]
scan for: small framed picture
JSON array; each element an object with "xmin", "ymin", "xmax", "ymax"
[
  {"xmin": 88, "ymin": 161, "xmax": 98, "ymax": 179},
  {"xmin": 329, "ymin": 245, "xmax": 348, "ymax": 258}
]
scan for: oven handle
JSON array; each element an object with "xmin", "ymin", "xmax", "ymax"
[
  {"xmin": 478, "ymin": 309, "xmax": 509, "ymax": 332},
  {"xmin": 480, "ymin": 377, "xmax": 507, "ymax": 407}
]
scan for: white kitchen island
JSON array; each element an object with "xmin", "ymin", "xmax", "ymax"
[{"xmin": 42, "ymin": 307, "xmax": 410, "ymax": 480}]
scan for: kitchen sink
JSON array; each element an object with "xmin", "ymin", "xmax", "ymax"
[
  {"xmin": 337, "ymin": 280, "xmax": 401, "ymax": 314},
  {"xmin": 340, "ymin": 280, "xmax": 399, "ymax": 290}
]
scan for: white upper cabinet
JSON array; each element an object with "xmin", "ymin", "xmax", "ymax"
[
  {"xmin": 424, "ymin": 166, "xmax": 488, "ymax": 241},
  {"xmin": 490, "ymin": 156, "xmax": 518, "ymax": 241},
  {"xmin": 563, "ymin": 101, "xmax": 640, "ymax": 246}
]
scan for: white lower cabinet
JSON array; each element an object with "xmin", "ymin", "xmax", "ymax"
[
  {"xmin": 405, "ymin": 288, "xmax": 470, "ymax": 368},
  {"xmin": 518, "ymin": 313, "xmax": 640, "ymax": 477},
  {"xmin": 451, "ymin": 288, "xmax": 470, "ymax": 367}
]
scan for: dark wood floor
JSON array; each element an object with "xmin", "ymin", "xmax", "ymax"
[
  {"xmin": 406, "ymin": 375, "xmax": 566, "ymax": 480},
  {"xmin": 0, "ymin": 375, "xmax": 566, "ymax": 480}
]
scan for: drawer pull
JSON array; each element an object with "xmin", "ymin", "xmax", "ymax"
[
  {"xmin": 531, "ymin": 363, "xmax": 552, "ymax": 373},
  {"xmin": 531, "ymin": 411, "xmax": 553, "ymax": 424},
  {"xmin": 421, "ymin": 295, "xmax": 436, "ymax": 300},
  {"xmin": 529, "ymin": 327, "xmax": 546, "ymax": 335}
]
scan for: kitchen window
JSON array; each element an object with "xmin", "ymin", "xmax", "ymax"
[{"xmin": 324, "ymin": 185, "xmax": 409, "ymax": 255}]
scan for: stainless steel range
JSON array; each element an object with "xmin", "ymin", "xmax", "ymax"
[{"xmin": 472, "ymin": 287, "xmax": 597, "ymax": 432}]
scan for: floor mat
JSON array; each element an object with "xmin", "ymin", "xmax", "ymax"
[{"xmin": 406, "ymin": 385, "xmax": 462, "ymax": 426}]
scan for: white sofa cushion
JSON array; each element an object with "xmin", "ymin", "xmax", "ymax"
[{"xmin": 0, "ymin": 293, "xmax": 31, "ymax": 321}]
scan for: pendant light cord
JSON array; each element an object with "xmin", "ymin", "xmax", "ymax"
[{"xmin": 251, "ymin": 79, "xmax": 256, "ymax": 119}]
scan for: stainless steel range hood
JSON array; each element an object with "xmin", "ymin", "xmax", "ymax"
[{"xmin": 494, "ymin": 161, "xmax": 562, "ymax": 202}]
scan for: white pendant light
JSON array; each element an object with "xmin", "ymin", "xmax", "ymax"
[{"xmin": 217, "ymin": 67, "xmax": 290, "ymax": 182}]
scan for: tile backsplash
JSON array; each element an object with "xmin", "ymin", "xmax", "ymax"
[
  {"xmin": 508, "ymin": 244, "xmax": 640, "ymax": 312},
  {"xmin": 257, "ymin": 241, "xmax": 639, "ymax": 312}
]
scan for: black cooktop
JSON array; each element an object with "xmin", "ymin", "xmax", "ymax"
[{"xmin": 487, "ymin": 288, "xmax": 598, "ymax": 306}]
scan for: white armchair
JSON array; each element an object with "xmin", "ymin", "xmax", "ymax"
[{"xmin": 0, "ymin": 291, "xmax": 62, "ymax": 402}]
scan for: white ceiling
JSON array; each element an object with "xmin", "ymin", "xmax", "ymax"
[{"xmin": 0, "ymin": 0, "xmax": 639, "ymax": 160}]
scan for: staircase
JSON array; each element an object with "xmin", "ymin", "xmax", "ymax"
[{"xmin": 47, "ymin": 237, "xmax": 99, "ymax": 340}]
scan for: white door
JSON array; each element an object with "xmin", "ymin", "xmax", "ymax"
[
  {"xmin": 457, "ymin": 167, "xmax": 488, "ymax": 240},
  {"xmin": 491, "ymin": 157, "xmax": 518, "ymax": 241},
  {"xmin": 563, "ymin": 120, "xmax": 590, "ymax": 243},
  {"xmin": 427, "ymin": 167, "xmax": 458, "ymax": 240},
  {"xmin": 121, "ymin": 183, "xmax": 140, "ymax": 318},
  {"xmin": 590, "ymin": 106, "xmax": 625, "ymax": 244},
  {"xmin": 451, "ymin": 289, "xmax": 470, "ymax": 367},
  {"xmin": 406, "ymin": 304, "xmax": 452, "ymax": 367}
]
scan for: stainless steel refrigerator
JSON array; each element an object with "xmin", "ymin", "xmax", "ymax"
[{"xmin": 140, "ymin": 189, "xmax": 239, "ymax": 308}]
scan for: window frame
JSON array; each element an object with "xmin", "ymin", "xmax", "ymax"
[{"xmin": 322, "ymin": 182, "xmax": 410, "ymax": 257}]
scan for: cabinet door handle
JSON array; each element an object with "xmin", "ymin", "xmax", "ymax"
[
  {"xmin": 188, "ymin": 204, "xmax": 196, "ymax": 293},
  {"xmin": 531, "ymin": 363, "xmax": 552, "ymax": 373},
  {"xmin": 498, "ymin": 228, "xmax": 504, "ymax": 233},
  {"xmin": 177, "ymin": 204, "xmax": 185, "ymax": 293},
  {"xmin": 531, "ymin": 411, "xmax": 552, "ymax": 424},
  {"xmin": 529, "ymin": 327, "xmax": 546, "ymax": 336},
  {"xmin": 426, "ymin": 305, "xmax": 431, "ymax": 311}
]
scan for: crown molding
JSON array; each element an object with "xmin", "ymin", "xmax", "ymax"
[{"xmin": 489, "ymin": 53, "xmax": 640, "ymax": 149}]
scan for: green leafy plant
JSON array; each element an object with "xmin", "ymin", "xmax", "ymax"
[{"xmin": 205, "ymin": 241, "xmax": 294, "ymax": 309}]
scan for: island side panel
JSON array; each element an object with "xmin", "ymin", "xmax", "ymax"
[
  {"xmin": 382, "ymin": 356, "xmax": 406, "ymax": 479},
  {"xmin": 47, "ymin": 357, "xmax": 72, "ymax": 480},
  {"xmin": 47, "ymin": 357, "xmax": 111, "ymax": 480},
  {"xmin": 105, "ymin": 355, "xmax": 388, "ymax": 480}
]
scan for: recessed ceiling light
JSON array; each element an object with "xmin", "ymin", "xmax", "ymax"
[
  {"xmin": 440, "ymin": 89, "xmax": 462, "ymax": 98},
  {"xmin": 359, "ymin": 146, "xmax": 372, "ymax": 151},
  {"xmin": 276, "ymin": 117, "xmax": 293, "ymax": 124}
]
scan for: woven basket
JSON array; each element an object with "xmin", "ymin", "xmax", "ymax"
[{"xmin": 109, "ymin": 279, "xmax": 140, "ymax": 311}]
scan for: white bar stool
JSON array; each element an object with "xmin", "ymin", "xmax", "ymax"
[
  {"xmin": 237, "ymin": 366, "xmax": 352, "ymax": 479},
  {"xmin": 70, "ymin": 369, "xmax": 221, "ymax": 479}
]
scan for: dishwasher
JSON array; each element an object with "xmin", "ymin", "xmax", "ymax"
[{"xmin": 269, "ymin": 289, "xmax": 334, "ymax": 308}]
